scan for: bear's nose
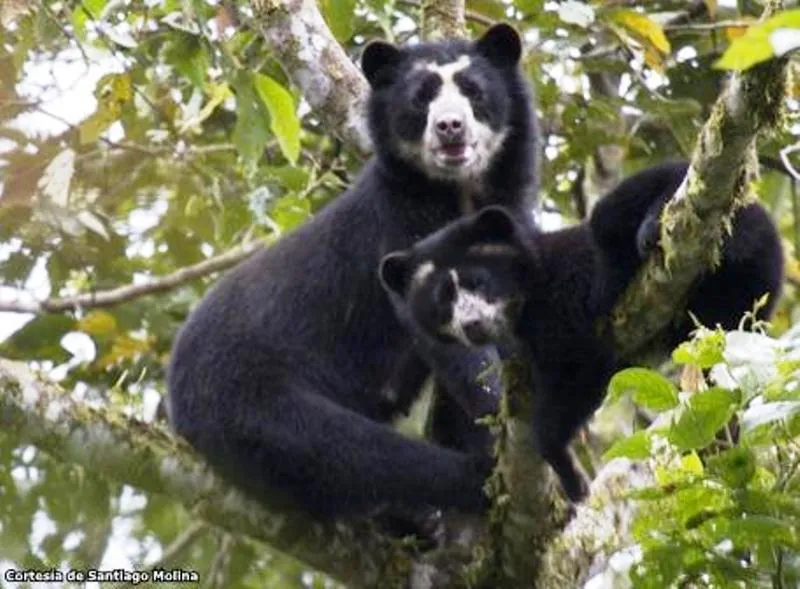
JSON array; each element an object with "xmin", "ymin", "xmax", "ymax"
[{"xmin": 434, "ymin": 114, "xmax": 465, "ymax": 143}]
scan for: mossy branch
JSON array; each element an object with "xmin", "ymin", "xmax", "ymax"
[
  {"xmin": 478, "ymin": 359, "xmax": 567, "ymax": 587},
  {"xmin": 249, "ymin": 0, "xmax": 372, "ymax": 153},
  {"xmin": 611, "ymin": 7, "xmax": 788, "ymax": 357},
  {"xmin": 0, "ymin": 359, "xmax": 411, "ymax": 588}
]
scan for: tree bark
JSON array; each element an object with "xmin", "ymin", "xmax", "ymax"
[
  {"xmin": 250, "ymin": 0, "xmax": 372, "ymax": 153},
  {"xmin": 420, "ymin": 0, "xmax": 467, "ymax": 40},
  {"xmin": 0, "ymin": 359, "xmax": 410, "ymax": 588}
]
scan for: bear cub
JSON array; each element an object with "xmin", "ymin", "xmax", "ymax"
[{"xmin": 380, "ymin": 161, "xmax": 784, "ymax": 501}]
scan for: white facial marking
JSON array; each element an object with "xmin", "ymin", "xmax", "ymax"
[
  {"xmin": 399, "ymin": 55, "xmax": 508, "ymax": 185},
  {"xmin": 412, "ymin": 262, "xmax": 435, "ymax": 286},
  {"xmin": 440, "ymin": 270, "xmax": 507, "ymax": 346}
]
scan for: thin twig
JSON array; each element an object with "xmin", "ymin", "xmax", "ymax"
[
  {"xmin": 663, "ymin": 20, "xmax": 753, "ymax": 32},
  {"xmin": 0, "ymin": 243, "xmax": 263, "ymax": 314},
  {"xmin": 201, "ymin": 534, "xmax": 234, "ymax": 589},
  {"xmin": 111, "ymin": 521, "xmax": 208, "ymax": 589}
]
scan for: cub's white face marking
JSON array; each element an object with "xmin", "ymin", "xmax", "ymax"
[
  {"xmin": 399, "ymin": 56, "xmax": 508, "ymax": 184},
  {"xmin": 412, "ymin": 261, "xmax": 435, "ymax": 287},
  {"xmin": 440, "ymin": 269, "xmax": 508, "ymax": 346}
]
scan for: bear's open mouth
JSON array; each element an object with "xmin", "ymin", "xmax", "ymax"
[{"xmin": 436, "ymin": 143, "xmax": 475, "ymax": 166}]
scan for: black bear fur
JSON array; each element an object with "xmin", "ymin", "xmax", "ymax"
[
  {"xmin": 380, "ymin": 160, "xmax": 784, "ymax": 501},
  {"xmin": 167, "ymin": 24, "xmax": 539, "ymax": 518}
]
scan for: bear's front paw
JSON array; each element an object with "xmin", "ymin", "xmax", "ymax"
[{"xmin": 636, "ymin": 214, "xmax": 661, "ymax": 258}]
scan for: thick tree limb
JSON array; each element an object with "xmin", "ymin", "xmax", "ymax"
[
  {"xmin": 0, "ymin": 359, "xmax": 411, "ymax": 588},
  {"xmin": 250, "ymin": 0, "xmax": 372, "ymax": 153},
  {"xmin": 611, "ymin": 19, "xmax": 788, "ymax": 356},
  {"xmin": 539, "ymin": 459, "xmax": 655, "ymax": 587},
  {"xmin": 0, "ymin": 243, "xmax": 263, "ymax": 314}
]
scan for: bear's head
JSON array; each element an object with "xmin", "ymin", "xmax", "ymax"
[
  {"xmin": 379, "ymin": 206, "xmax": 533, "ymax": 347},
  {"xmin": 362, "ymin": 24, "xmax": 525, "ymax": 184}
]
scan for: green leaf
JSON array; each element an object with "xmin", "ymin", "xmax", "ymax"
[
  {"xmin": 603, "ymin": 430, "xmax": 652, "ymax": 461},
  {"xmin": 270, "ymin": 193, "xmax": 311, "ymax": 232},
  {"xmin": 701, "ymin": 515, "xmax": 799, "ymax": 550},
  {"xmin": 1, "ymin": 315, "xmax": 76, "ymax": 363},
  {"xmin": 79, "ymin": 74, "xmax": 132, "ymax": 145},
  {"xmin": 253, "ymin": 73, "xmax": 301, "ymax": 165},
  {"xmin": 263, "ymin": 166, "xmax": 310, "ymax": 191},
  {"xmin": 707, "ymin": 447, "xmax": 756, "ymax": 488},
  {"xmin": 232, "ymin": 74, "xmax": 271, "ymax": 166},
  {"xmin": 654, "ymin": 452, "xmax": 704, "ymax": 487},
  {"xmin": 715, "ymin": 9, "xmax": 800, "ymax": 71},
  {"xmin": 179, "ymin": 83, "xmax": 233, "ymax": 133},
  {"xmin": 672, "ymin": 329, "xmax": 725, "ymax": 368},
  {"xmin": 165, "ymin": 34, "xmax": 209, "ymax": 89},
  {"xmin": 674, "ymin": 485, "xmax": 732, "ymax": 528},
  {"xmin": 71, "ymin": 0, "xmax": 108, "ymax": 40},
  {"xmin": 669, "ymin": 387, "xmax": 739, "ymax": 451},
  {"xmin": 321, "ymin": 0, "xmax": 356, "ymax": 43},
  {"xmin": 607, "ymin": 367, "xmax": 679, "ymax": 411}
]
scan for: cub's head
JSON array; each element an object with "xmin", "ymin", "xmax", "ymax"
[
  {"xmin": 362, "ymin": 24, "xmax": 523, "ymax": 184},
  {"xmin": 379, "ymin": 206, "xmax": 532, "ymax": 347}
]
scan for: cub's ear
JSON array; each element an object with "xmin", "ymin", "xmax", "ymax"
[
  {"xmin": 470, "ymin": 206, "xmax": 517, "ymax": 244},
  {"xmin": 474, "ymin": 23, "xmax": 522, "ymax": 68},
  {"xmin": 379, "ymin": 251, "xmax": 413, "ymax": 296},
  {"xmin": 362, "ymin": 41, "xmax": 405, "ymax": 87}
]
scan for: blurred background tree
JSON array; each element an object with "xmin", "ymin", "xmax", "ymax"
[{"xmin": 0, "ymin": 0, "xmax": 799, "ymax": 587}]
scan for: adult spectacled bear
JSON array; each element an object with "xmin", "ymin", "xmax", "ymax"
[
  {"xmin": 167, "ymin": 24, "xmax": 540, "ymax": 517},
  {"xmin": 379, "ymin": 161, "xmax": 784, "ymax": 502}
]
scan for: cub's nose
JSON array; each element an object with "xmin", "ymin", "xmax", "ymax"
[
  {"xmin": 434, "ymin": 113, "xmax": 466, "ymax": 143},
  {"xmin": 463, "ymin": 321, "xmax": 490, "ymax": 345}
]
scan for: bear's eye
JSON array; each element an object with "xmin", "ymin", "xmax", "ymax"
[
  {"xmin": 434, "ymin": 276, "xmax": 456, "ymax": 306},
  {"xmin": 460, "ymin": 268, "xmax": 490, "ymax": 291},
  {"xmin": 457, "ymin": 77, "xmax": 485, "ymax": 103},
  {"xmin": 412, "ymin": 76, "xmax": 440, "ymax": 108}
]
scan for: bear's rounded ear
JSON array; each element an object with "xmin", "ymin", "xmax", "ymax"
[
  {"xmin": 471, "ymin": 206, "xmax": 516, "ymax": 244},
  {"xmin": 379, "ymin": 251, "xmax": 413, "ymax": 296},
  {"xmin": 474, "ymin": 23, "xmax": 522, "ymax": 68},
  {"xmin": 362, "ymin": 41, "xmax": 405, "ymax": 87}
]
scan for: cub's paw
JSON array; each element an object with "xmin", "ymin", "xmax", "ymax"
[
  {"xmin": 562, "ymin": 470, "xmax": 590, "ymax": 504},
  {"xmin": 636, "ymin": 214, "xmax": 661, "ymax": 258}
]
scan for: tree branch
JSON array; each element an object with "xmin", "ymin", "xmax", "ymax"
[
  {"xmin": 397, "ymin": 0, "xmax": 494, "ymax": 28},
  {"xmin": 611, "ymin": 3, "xmax": 788, "ymax": 358},
  {"xmin": 0, "ymin": 359, "xmax": 411, "ymax": 588},
  {"xmin": 663, "ymin": 20, "xmax": 752, "ymax": 33},
  {"xmin": 419, "ymin": 0, "xmax": 467, "ymax": 40},
  {"xmin": 250, "ymin": 0, "xmax": 372, "ymax": 153},
  {"xmin": 0, "ymin": 243, "xmax": 262, "ymax": 315},
  {"xmin": 539, "ymin": 459, "xmax": 656, "ymax": 587}
]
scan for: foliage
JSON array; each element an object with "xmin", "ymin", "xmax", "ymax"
[
  {"xmin": 0, "ymin": 0, "xmax": 799, "ymax": 587},
  {"xmin": 602, "ymin": 324, "xmax": 800, "ymax": 587}
]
